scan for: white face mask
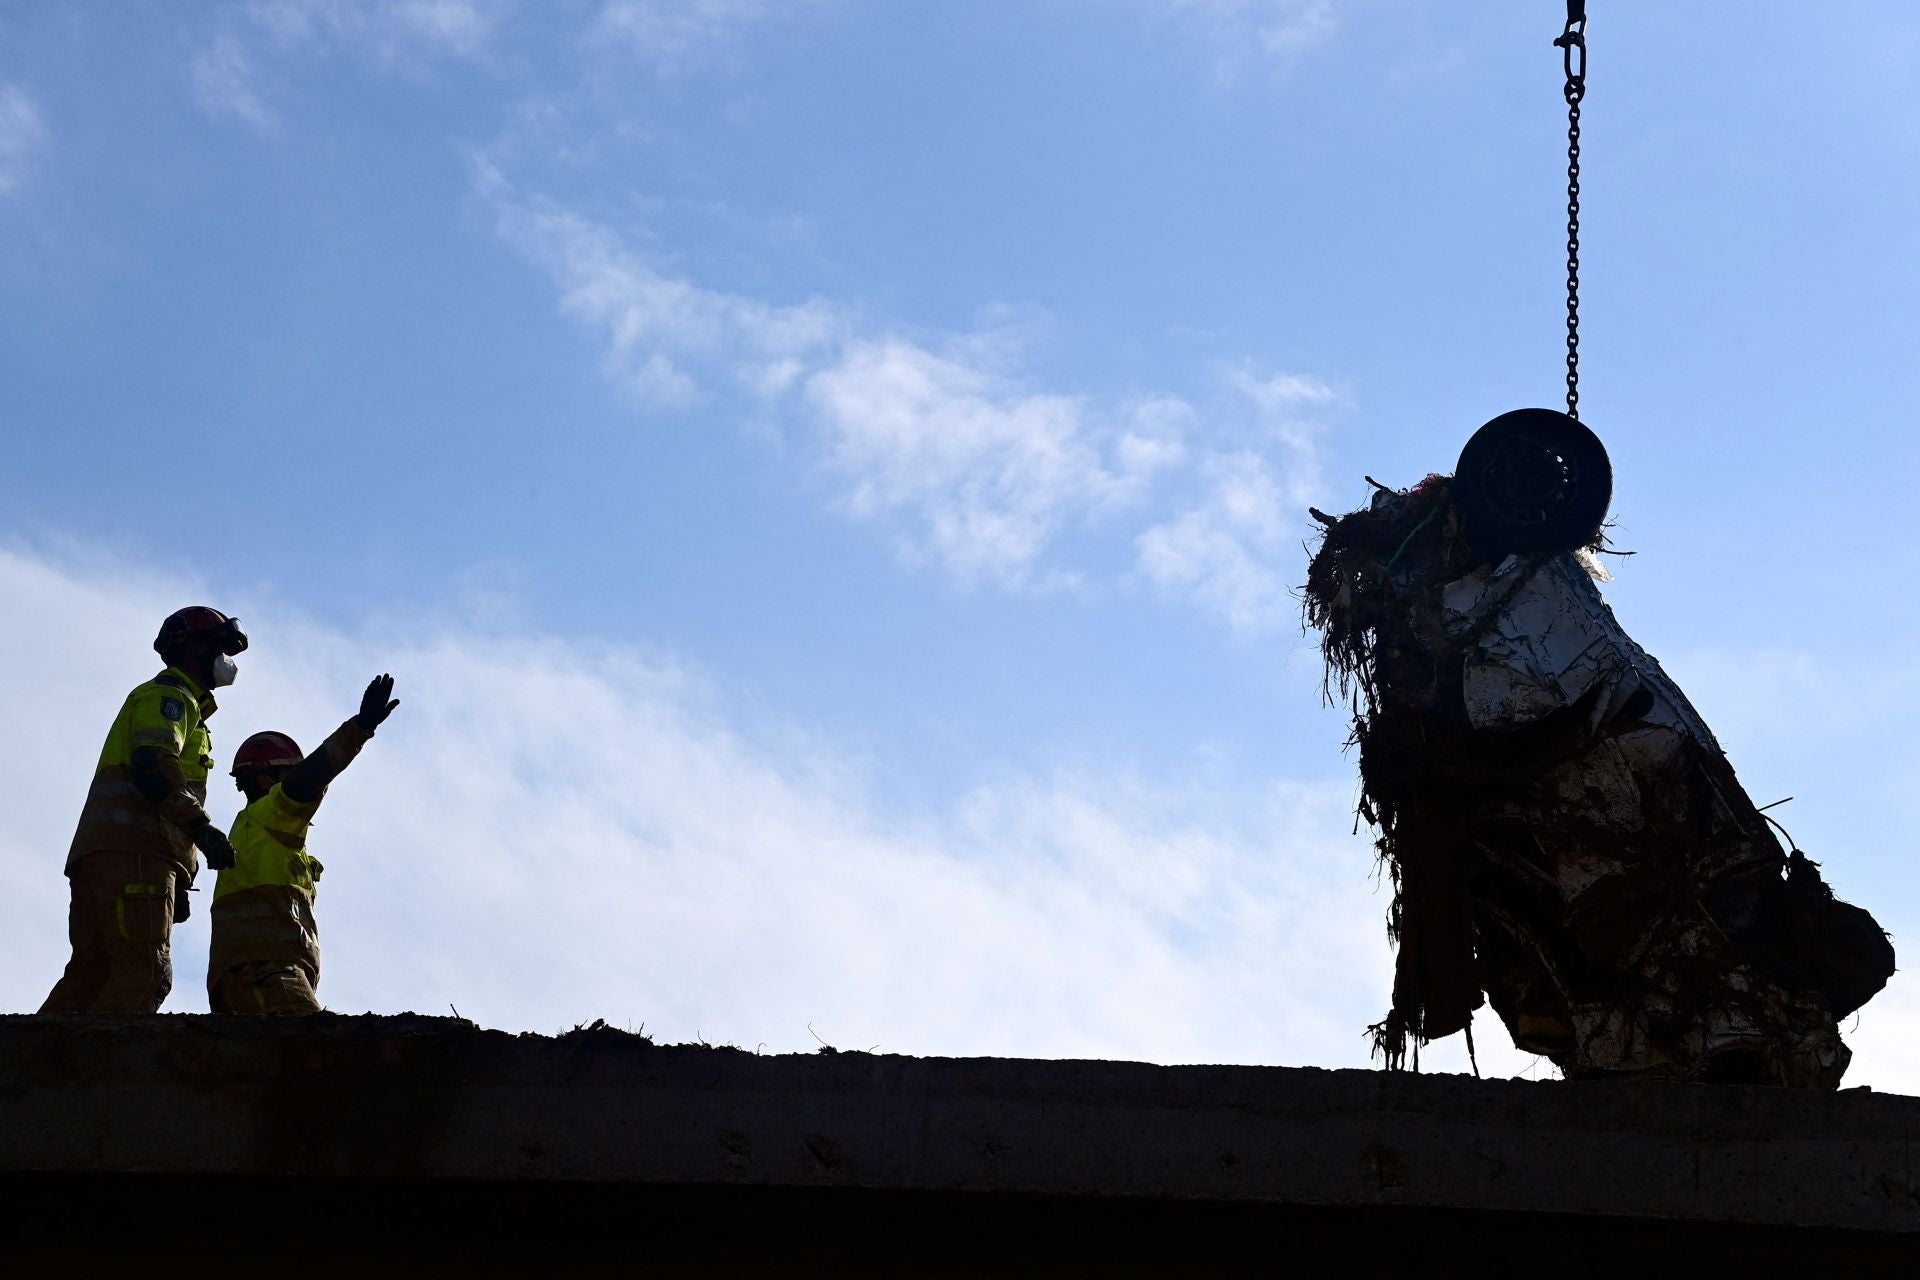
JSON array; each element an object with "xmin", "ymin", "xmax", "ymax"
[{"xmin": 210, "ymin": 654, "xmax": 239, "ymax": 688}]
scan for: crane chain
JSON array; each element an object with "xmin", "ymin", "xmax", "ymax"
[{"xmin": 1555, "ymin": 3, "xmax": 1587, "ymax": 421}]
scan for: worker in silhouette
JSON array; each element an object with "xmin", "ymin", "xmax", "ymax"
[
  {"xmin": 41, "ymin": 607, "xmax": 247, "ymax": 1013},
  {"xmin": 207, "ymin": 674, "xmax": 399, "ymax": 1015}
]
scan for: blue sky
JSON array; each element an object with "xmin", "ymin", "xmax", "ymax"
[{"xmin": 4, "ymin": 1, "xmax": 1919, "ymax": 1086}]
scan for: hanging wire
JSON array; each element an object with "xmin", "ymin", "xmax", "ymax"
[
  {"xmin": 1553, "ymin": 2, "xmax": 1587, "ymax": 421},
  {"xmin": 1756, "ymin": 795, "xmax": 1804, "ymax": 852}
]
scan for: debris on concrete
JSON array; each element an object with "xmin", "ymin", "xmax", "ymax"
[
  {"xmin": 1303, "ymin": 417, "xmax": 1894, "ymax": 1087},
  {"xmin": 4, "ymin": 1012, "xmax": 1917, "ymax": 1256}
]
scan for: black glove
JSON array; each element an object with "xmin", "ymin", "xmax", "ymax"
[
  {"xmin": 357, "ymin": 673, "xmax": 400, "ymax": 732},
  {"xmin": 193, "ymin": 822, "xmax": 237, "ymax": 871},
  {"xmin": 173, "ymin": 882, "xmax": 192, "ymax": 924}
]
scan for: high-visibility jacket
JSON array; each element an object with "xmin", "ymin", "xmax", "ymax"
[
  {"xmin": 208, "ymin": 716, "xmax": 369, "ymax": 984},
  {"xmin": 211, "ymin": 721, "xmax": 374, "ymax": 990},
  {"xmin": 209, "ymin": 783, "xmax": 325, "ymax": 981},
  {"xmin": 66, "ymin": 668, "xmax": 217, "ymax": 876}
]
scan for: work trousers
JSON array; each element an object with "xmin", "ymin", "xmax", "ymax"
[
  {"xmin": 38, "ymin": 851, "xmax": 177, "ymax": 1014},
  {"xmin": 209, "ymin": 961, "xmax": 322, "ymax": 1015}
]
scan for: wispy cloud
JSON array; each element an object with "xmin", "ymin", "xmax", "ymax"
[
  {"xmin": 477, "ymin": 167, "xmax": 1333, "ymax": 613},
  {"xmin": 1228, "ymin": 364, "xmax": 1335, "ymax": 511},
  {"xmin": 249, "ymin": 0, "xmax": 503, "ymax": 62},
  {"xmin": 1171, "ymin": 0, "xmax": 1338, "ymax": 58},
  {"xmin": 806, "ymin": 339, "xmax": 1185, "ymax": 589},
  {"xmin": 1133, "ymin": 368, "xmax": 1333, "ymax": 633},
  {"xmin": 191, "ymin": 0, "xmax": 503, "ymax": 127},
  {"xmin": 1136, "ymin": 450, "xmax": 1294, "ymax": 633},
  {"xmin": 590, "ymin": 0, "xmax": 778, "ymax": 76},
  {"xmin": 479, "ymin": 159, "xmax": 837, "ymax": 406},
  {"xmin": 170, "ymin": 0, "xmax": 1339, "ymax": 622},
  {"xmin": 0, "ymin": 84, "xmax": 47, "ymax": 196},
  {"xmin": 193, "ymin": 34, "xmax": 278, "ymax": 133}
]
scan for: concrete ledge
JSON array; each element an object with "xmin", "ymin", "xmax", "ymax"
[{"xmin": 2, "ymin": 1014, "xmax": 1915, "ymax": 1268}]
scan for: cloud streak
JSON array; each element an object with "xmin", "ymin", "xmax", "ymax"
[
  {"xmin": 1136, "ymin": 451, "xmax": 1294, "ymax": 633},
  {"xmin": 193, "ymin": 34, "xmax": 278, "ymax": 133},
  {"xmin": 807, "ymin": 339, "xmax": 1184, "ymax": 588},
  {"xmin": 477, "ymin": 167, "xmax": 1337, "ymax": 614},
  {"xmin": 171, "ymin": 0, "xmax": 1344, "ymax": 622},
  {"xmin": 1133, "ymin": 368, "xmax": 1334, "ymax": 632},
  {"xmin": 589, "ymin": 0, "xmax": 784, "ymax": 77},
  {"xmin": 0, "ymin": 84, "xmax": 47, "ymax": 195},
  {"xmin": 191, "ymin": 0, "xmax": 504, "ymax": 127},
  {"xmin": 1170, "ymin": 0, "xmax": 1338, "ymax": 60},
  {"xmin": 480, "ymin": 160, "xmax": 838, "ymax": 406},
  {"xmin": 249, "ymin": 0, "xmax": 503, "ymax": 62}
]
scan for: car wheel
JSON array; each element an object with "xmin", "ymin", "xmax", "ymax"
[{"xmin": 1454, "ymin": 408, "xmax": 1612, "ymax": 560}]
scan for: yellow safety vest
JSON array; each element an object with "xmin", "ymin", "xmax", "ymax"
[
  {"xmin": 209, "ymin": 783, "xmax": 324, "ymax": 982},
  {"xmin": 66, "ymin": 668, "xmax": 215, "ymax": 874}
]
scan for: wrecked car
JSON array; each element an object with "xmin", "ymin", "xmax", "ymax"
[{"xmin": 1304, "ymin": 408, "xmax": 1893, "ymax": 1088}]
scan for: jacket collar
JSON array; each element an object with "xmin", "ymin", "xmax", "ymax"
[{"xmin": 160, "ymin": 666, "xmax": 218, "ymax": 718}]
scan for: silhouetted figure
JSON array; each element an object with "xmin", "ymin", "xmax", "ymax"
[
  {"xmin": 41, "ymin": 608, "xmax": 247, "ymax": 1014},
  {"xmin": 208, "ymin": 675, "xmax": 399, "ymax": 1015}
]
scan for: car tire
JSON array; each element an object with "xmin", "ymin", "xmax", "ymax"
[{"xmin": 1454, "ymin": 408, "xmax": 1612, "ymax": 560}]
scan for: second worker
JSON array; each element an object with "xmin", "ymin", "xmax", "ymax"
[{"xmin": 208, "ymin": 674, "xmax": 401, "ymax": 1015}]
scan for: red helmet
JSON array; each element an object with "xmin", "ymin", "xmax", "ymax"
[
  {"xmin": 230, "ymin": 731, "xmax": 303, "ymax": 778},
  {"xmin": 155, "ymin": 606, "xmax": 249, "ymax": 658}
]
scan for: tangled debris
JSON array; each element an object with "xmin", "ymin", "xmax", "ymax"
[{"xmin": 1305, "ymin": 460, "xmax": 1893, "ymax": 1087}]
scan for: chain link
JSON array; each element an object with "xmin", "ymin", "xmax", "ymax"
[
  {"xmin": 1555, "ymin": 4, "xmax": 1587, "ymax": 421},
  {"xmin": 1564, "ymin": 77, "xmax": 1583, "ymax": 420}
]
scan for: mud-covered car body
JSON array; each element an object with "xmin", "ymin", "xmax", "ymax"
[{"xmin": 1306, "ymin": 475, "xmax": 1891, "ymax": 1087}]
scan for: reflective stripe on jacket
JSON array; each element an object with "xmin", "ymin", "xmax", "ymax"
[
  {"xmin": 66, "ymin": 668, "xmax": 216, "ymax": 875},
  {"xmin": 209, "ymin": 783, "xmax": 324, "ymax": 982}
]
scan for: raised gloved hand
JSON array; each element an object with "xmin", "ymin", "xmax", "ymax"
[
  {"xmin": 193, "ymin": 821, "xmax": 237, "ymax": 871},
  {"xmin": 357, "ymin": 674, "xmax": 400, "ymax": 733}
]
